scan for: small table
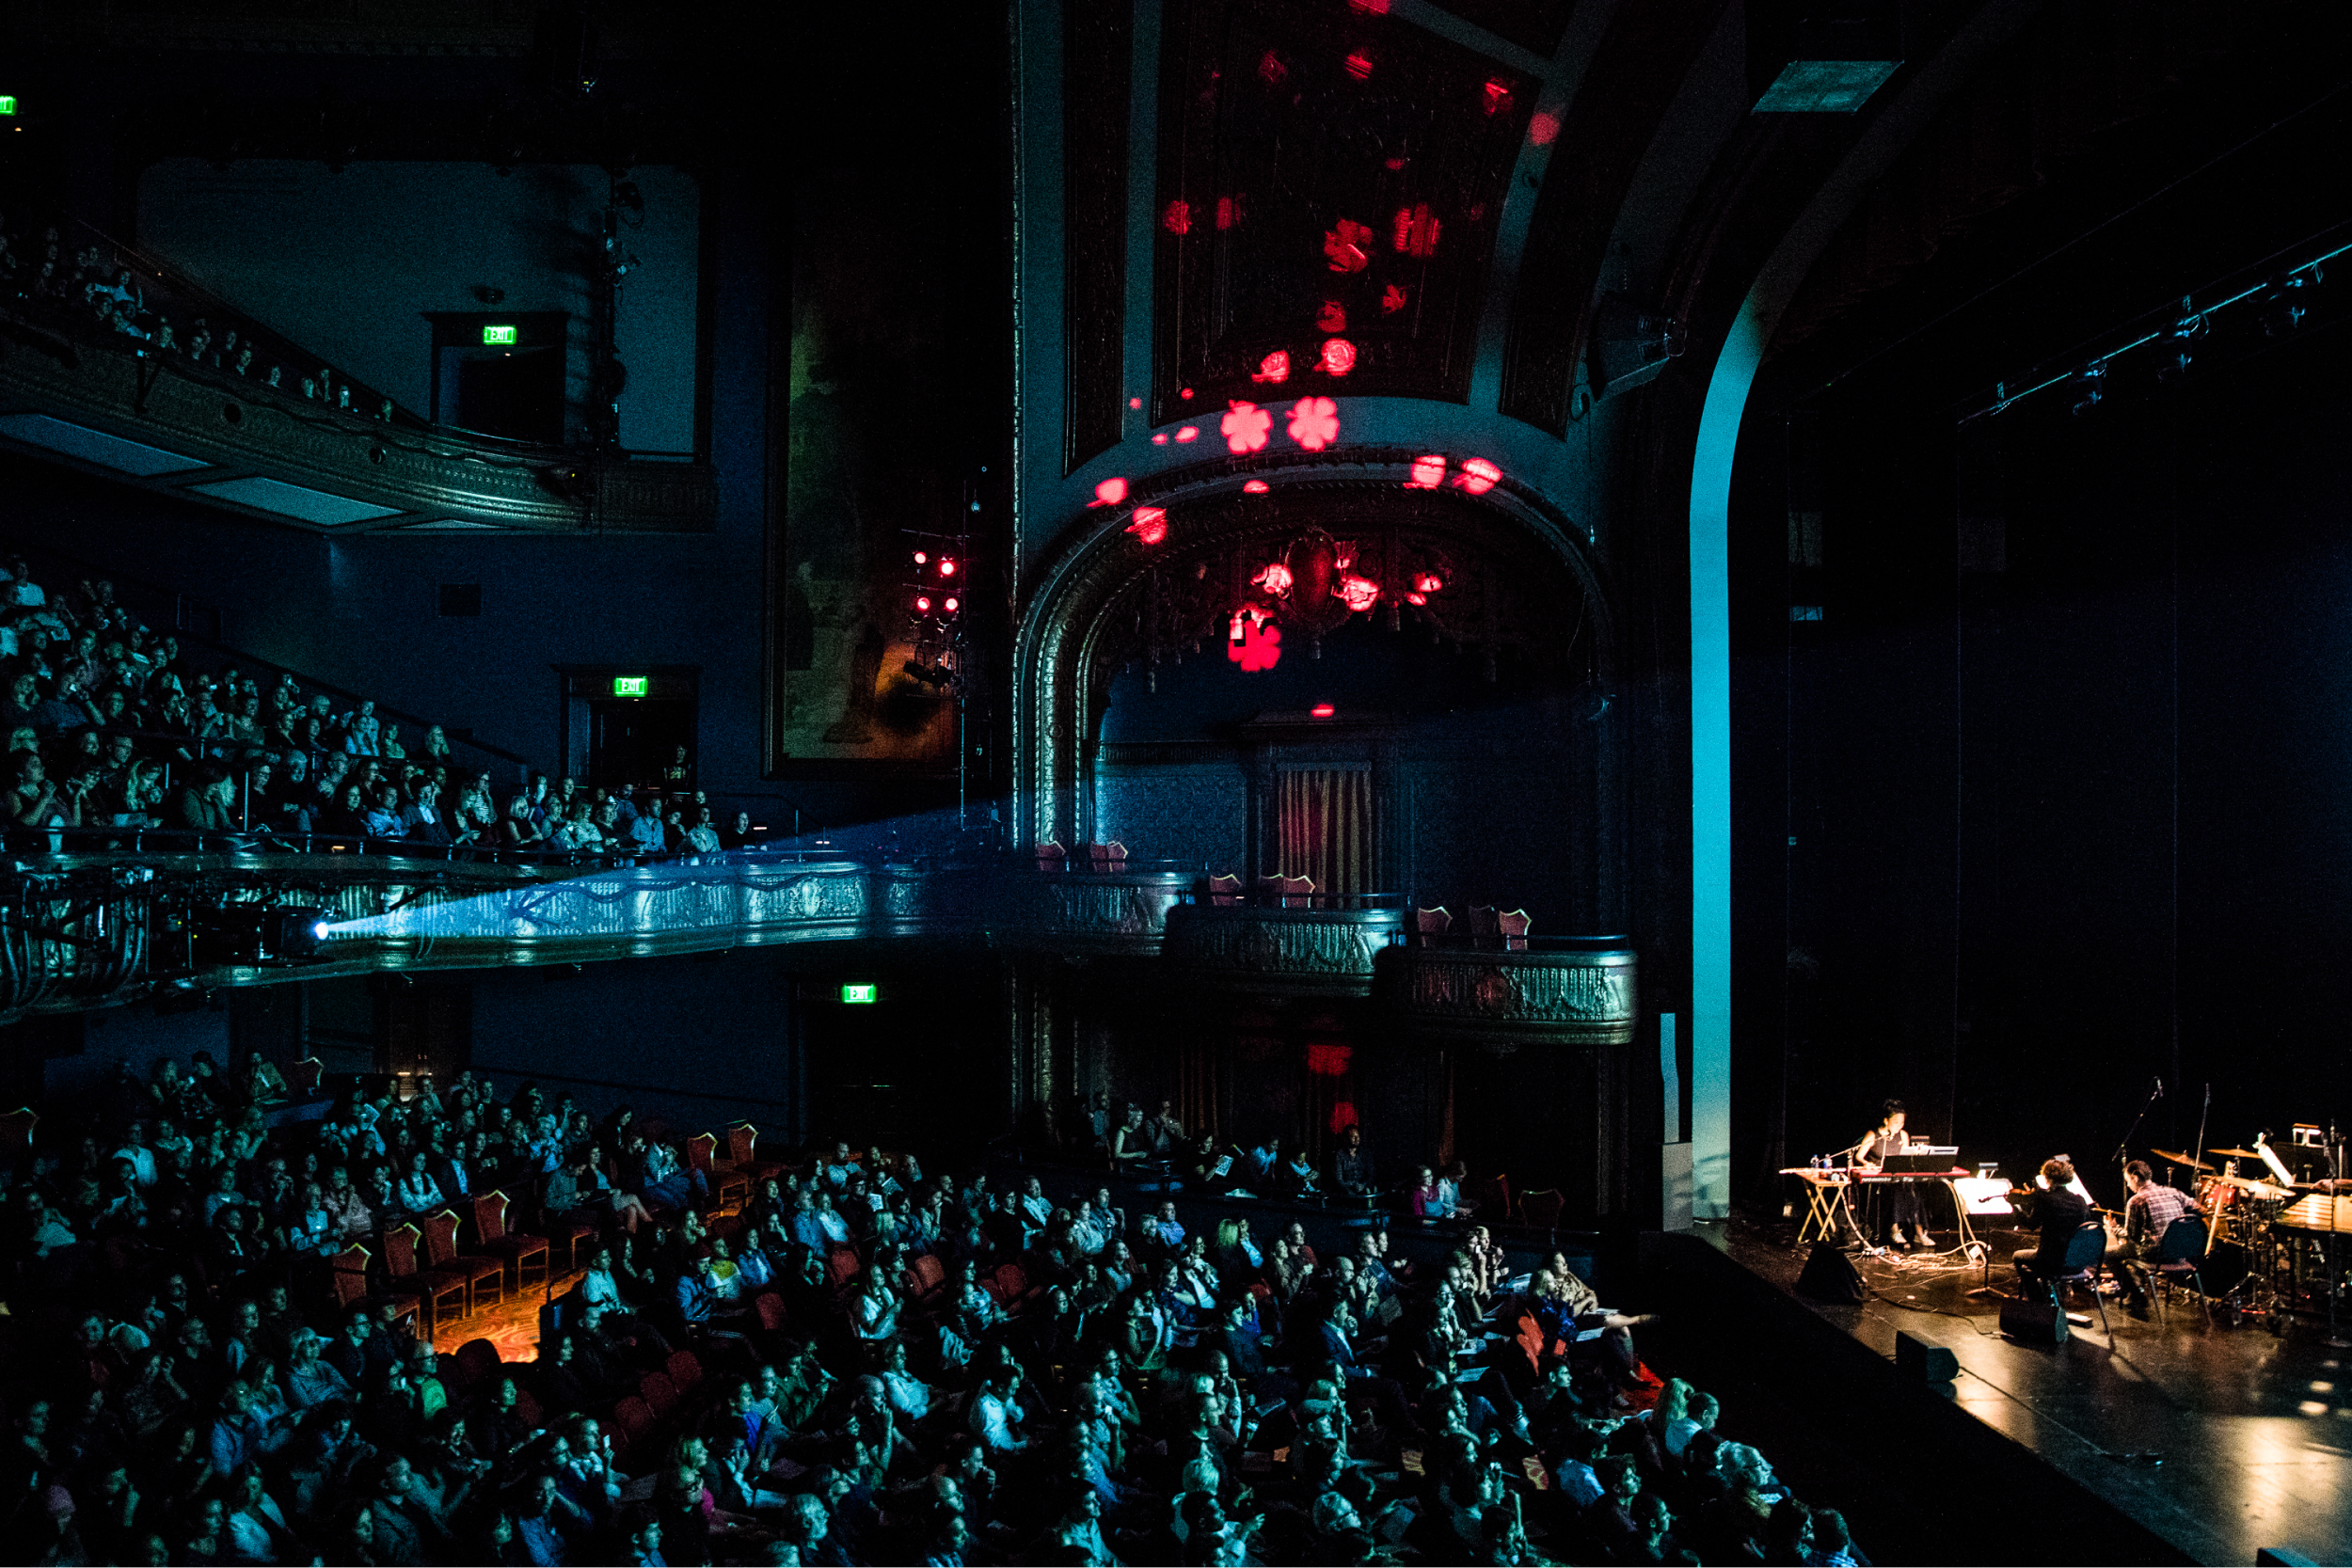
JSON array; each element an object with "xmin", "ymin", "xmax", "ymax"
[{"xmin": 1784, "ymin": 1167, "xmax": 1854, "ymax": 1246}]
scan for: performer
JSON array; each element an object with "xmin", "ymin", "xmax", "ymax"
[
  {"xmin": 1853, "ymin": 1099, "xmax": 1927, "ymax": 1249},
  {"xmin": 2009, "ymin": 1156, "xmax": 2092, "ymax": 1291},
  {"xmin": 2111, "ymin": 1159, "xmax": 2201, "ymax": 1320}
]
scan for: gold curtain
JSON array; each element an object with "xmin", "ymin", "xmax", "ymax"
[{"xmin": 1276, "ymin": 769, "xmax": 1375, "ymax": 895}]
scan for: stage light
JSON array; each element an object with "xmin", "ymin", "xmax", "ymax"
[
  {"xmin": 914, "ymin": 549, "xmax": 928, "ymax": 564},
  {"xmin": 938, "ymin": 558, "xmax": 956, "ymax": 576},
  {"xmin": 1311, "ymin": 704, "xmax": 1335, "ymax": 718},
  {"xmin": 944, "ymin": 596, "xmax": 960, "ymax": 613},
  {"xmin": 2259, "ymin": 276, "xmax": 2310, "ymax": 338},
  {"xmin": 2070, "ymin": 364, "xmax": 2106, "ymax": 417},
  {"xmin": 915, "ymin": 594, "xmax": 932, "ymax": 613}
]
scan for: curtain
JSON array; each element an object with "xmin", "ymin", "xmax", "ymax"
[{"xmin": 1276, "ymin": 768, "xmax": 1376, "ymax": 895}]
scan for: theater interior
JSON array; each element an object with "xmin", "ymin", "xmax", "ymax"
[{"xmin": 0, "ymin": 0, "xmax": 2348, "ymax": 1562}]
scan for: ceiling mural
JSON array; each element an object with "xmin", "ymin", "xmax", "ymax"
[{"xmin": 1151, "ymin": 0, "xmax": 1537, "ymax": 420}]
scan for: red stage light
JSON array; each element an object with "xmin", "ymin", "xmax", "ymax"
[
  {"xmin": 1323, "ymin": 218, "xmax": 1374, "ymax": 273},
  {"xmin": 1393, "ymin": 203, "xmax": 1441, "ymax": 257},
  {"xmin": 1344, "ymin": 51, "xmax": 1373, "ymax": 80},
  {"xmin": 1482, "ymin": 79, "xmax": 1512, "ymax": 115},
  {"xmin": 913, "ymin": 549, "xmax": 929, "ymax": 564},
  {"xmin": 914, "ymin": 595, "xmax": 932, "ymax": 613},
  {"xmin": 1287, "ymin": 396, "xmax": 1340, "ymax": 451},
  {"xmin": 1383, "ymin": 284, "xmax": 1408, "ymax": 314},
  {"xmin": 1176, "ymin": 425, "xmax": 1198, "ymax": 442},
  {"xmin": 944, "ymin": 597, "xmax": 959, "ymax": 612},
  {"xmin": 1317, "ymin": 300, "xmax": 1347, "ymax": 332},
  {"xmin": 1309, "ymin": 1039, "xmax": 1353, "ymax": 1075},
  {"xmin": 1093, "ymin": 476, "xmax": 1129, "ymax": 506},
  {"xmin": 1253, "ymin": 350, "xmax": 1291, "ymax": 384},
  {"xmin": 1311, "ymin": 704, "xmax": 1335, "ymax": 718},
  {"xmin": 1220, "ymin": 402, "xmax": 1273, "ymax": 453},
  {"xmin": 1243, "ymin": 480, "xmax": 1269, "ymax": 493},
  {"xmin": 1163, "ymin": 199, "xmax": 1192, "ymax": 234},
  {"xmin": 1181, "ymin": 387, "xmax": 1195, "ymax": 400},
  {"xmin": 1126, "ymin": 506, "xmax": 1168, "ymax": 546},
  {"xmin": 1458, "ymin": 457, "xmax": 1501, "ymax": 495},
  {"xmin": 1227, "ymin": 617, "xmax": 1281, "ymax": 672},
  {"xmin": 937, "ymin": 559, "xmax": 956, "ymax": 576},
  {"xmin": 1254, "ymin": 562, "xmax": 1294, "ymax": 595},
  {"xmin": 1337, "ymin": 574, "xmax": 1380, "ymax": 612},
  {"xmin": 1152, "ymin": 433, "xmax": 1169, "ymax": 444},
  {"xmin": 1319, "ymin": 338, "xmax": 1357, "ymax": 377},
  {"xmin": 1529, "ymin": 110, "xmax": 1559, "ymax": 146},
  {"xmin": 1406, "ymin": 454, "xmax": 1445, "ymax": 489},
  {"xmin": 1129, "ymin": 396, "xmax": 1142, "ymax": 408}
]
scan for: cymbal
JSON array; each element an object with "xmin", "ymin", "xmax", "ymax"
[
  {"xmin": 2149, "ymin": 1148, "xmax": 2214, "ymax": 1171},
  {"xmin": 2209, "ymin": 1147, "xmax": 2265, "ymax": 1159}
]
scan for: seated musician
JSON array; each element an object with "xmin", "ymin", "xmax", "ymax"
[
  {"xmin": 2113, "ymin": 1159, "xmax": 2202, "ymax": 1320},
  {"xmin": 1854, "ymin": 1099, "xmax": 1927, "ymax": 1249},
  {"xmin": 2008, "ymin": 1156, "xmax": 2092, "ymax": 1292}
]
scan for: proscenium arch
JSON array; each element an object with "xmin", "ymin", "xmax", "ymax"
[
  {"xmin": 1680, "ymin": 0, "xmax": 2049, "ymax": 1220},
  {"xmin": 1014, "ymin": 446, "xmax": 1623, "ymax": 908}
]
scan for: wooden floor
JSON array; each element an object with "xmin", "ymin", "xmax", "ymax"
[{"xmin": 1701, "ymin": 1212, "xmax": 2352, "ymax": 1567}]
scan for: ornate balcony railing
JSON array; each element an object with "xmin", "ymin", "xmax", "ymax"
[
  {"xmin": 1374, "ymin": 936, "xmax": 1638, "ymax": 1045},
  {"xmin": 985, "ymin": 862, "xmax": 1198, "ymax": 957},
  {"xmin": 1161, "ymin": 893, "xmax": 1408, "ymax": 997}
]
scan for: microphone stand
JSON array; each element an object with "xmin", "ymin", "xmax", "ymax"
[
  {"xmin": 2330, "ymin": 1122, "xmax": 2347, "ymax": 1350},
  {"xmin": 2114, "ymin": 1078, "xmax": 2163, "ymax": 1205}
]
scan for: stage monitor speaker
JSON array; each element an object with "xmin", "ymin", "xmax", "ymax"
[
  {"xmin": 1999, "ymin": 1291, "xmax": 2067, "ymax": 1344},
  {"xmin": 1894, "ymin": 1330, "xmax": 1958, "ymax": 1382},
  {"xmin": 1795, "ymin": 1239, "xmax": 1866, "ymax": 1303}
]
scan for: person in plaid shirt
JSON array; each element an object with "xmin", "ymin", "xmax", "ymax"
[{"xmin": 2118, "ymin": 1159, "xmax": 2203, "ymax": 1317}]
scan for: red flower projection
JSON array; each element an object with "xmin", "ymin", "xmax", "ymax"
[
  {"xmin": 1482, "ymin": 79, "xmax": 1513, "ymax": 115},
  {"xmin": 1092, "ymin": 476, "xmax": 1128, "ymax": 506},
  {"xmin": 1163, "ymin": 200, "xmax": 1192, "ymax": 235},
  {"xmin": 1253, "ymin": 350, "xmax": 1292, "ymax": 385},
  {"xmin": 1216, "ymin": 196, "xmax": 1239, "ymax": 230},
  {"xmin": 1317, "ymin": 300, "xmax": 1348, "ymax": 332},
  {"xmin": 1323, "ymin": 218, "xmax": 1374, "ymax": 273},
  {"xmin": 1382, "ymin": 284, "xmax": 1409, "ymax": 314},
  {"xmin": 1318, "ymin": 338, "xmax": 1357, "ymax": 377},
  {"xmin": 1152, "ymin": 433, "xmax": 1169, "ymax": 445},
  {"xmin": 1254, "ymin": 561, "xmax": 1294, "ymax": 596},
  {"xmin": 1126, "ymin": 507, "xmax": 1168, "ymax": 546},
  {"xmin": 1458, "ymin": 457, "xmax": 1501, "ymax": 495},
  {"xmin": 1242, "ymin": 480, "xmax": 1270, "ymax": 493},
  {"xmin": 1287, "ymin": 397, "xmax": 1340, "ymax": 451},
  {"xmin": 1529, "ymin": 110, "xmax": 1560, "ymax": 146},
  {"xmin": 1337, "ymin": 574, "xmax": 1381, "ymax": 612},
  {"xmin": 1307, "ymin": 1041, "xmax": 1354, "ymax": 1076},
  {"xmin": 1228, "ymin": 617, "xmax": 1282, "ymax": 672},
  {"xmin": 1175, "ymin": 426, "xmax": 1199, "ymax": 442},
  {"xmin": 1220, "ymin": 402, "xmax": 1273, "ymax": 453},
  {"xmin": 1328, "ymin": 1100, "xmax": 1360, "ymax": 1132},
  {"xmin": 1259, "ymin": 50, "xmax": 1288, "ymax": 86},
  {"xmin": 1344, "ymin": 51, "xmax": 1374, "ymax": 81},
  {"xmin": 1406, "ymin": 453, "xmax": 1445, "ymax": 489}
]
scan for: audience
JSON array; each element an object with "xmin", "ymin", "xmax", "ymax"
[
  {"xmin": 0, "ymin": 552, "xmax": 754, "ymax": 863},
  {"xmin": 0, "ymin": 1059, "xmax": 1868, "ymax": 1565}
]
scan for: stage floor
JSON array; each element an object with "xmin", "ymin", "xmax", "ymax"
[{"xmin": 1714, "ymin": 1211, "xmax": 2352, "ymax": 1565}]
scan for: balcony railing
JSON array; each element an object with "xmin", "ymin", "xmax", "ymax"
[
  {"xmin": 1160, "ymin": 891, "xmax": 1409, "ymax": 996},
  {"xmin": 1375, "ymin": 934, "xmax": 1638, "ymax": 1044}
]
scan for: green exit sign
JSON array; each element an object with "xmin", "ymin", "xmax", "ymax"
[
  {"xmin": 612, "ymin": 675, "xmax": 648, "ymax": 697},
  {"xmin": 0, "ymin": 98, "xmax": 17, "ymax": 117},
  {"xmin": 840, "ymin": 983, "xmax": 877, "ymax": 1004},
  {"xmin": 483, "ymin": 324, "xmax": 517, "ymax": 345}
]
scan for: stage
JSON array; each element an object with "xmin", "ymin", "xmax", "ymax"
[{"xmin": 1641, "ymin": 1212, "xmax": 2352, "ymax": 1565}]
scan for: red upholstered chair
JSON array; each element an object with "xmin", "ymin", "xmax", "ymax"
[
  {"xmin": 640, "ymin": 1370, "xmax": 680, "ymax": 1420},
  {"xmin": 0, "ymin": 1106, "xmax": 37, "ymax": 1163},
  {"xmin": 754, "ymin": 1291, "xmax": 789, "ymax": 1334},
  {"xmin": 666, "ymin": 1349, "xmax": 706, "ymax": 1394},
  {"xmin": 1207, "ymin": 873, "xmax": 1244, "ymax": 906},
  {"xmin": 1281, "ymin": 875, "xmax": 1316, "ymax": 907},
  {"xmin": 1497, "ymin": 910, "xmax": 1531, "ymax": 950},
  {"xmin": 723, "ymin": 1122, "xmax": 787, "ymax": 1187},
  {"xmin": 512, "ymin": 1386, "xmax": 545, "ymax": 1429},
  {"xmin": 1473, "ymin": 1174, "xmax": 1516, "ymax": 1224},
  {"xmin": 690, "ymin": 1133, "xmax": 748, "ymax": 1212},
  {"xmin": 469, "ymin": 1192, "xmax": 550, "ymax": 1297},
  {"xmin": 1034, "ymin": 840, "xmax": 1068, "ymax": 874},
  {"xmin": 825, "ymin": 1246, "xmax": 863, "ymax": 1291},
  {"xmin": 610, "ymin": 1395, "xmax": 656, "ymax": 1461},
  {"xmin": 420, "ymin": 1210, "xmax": 505, "ymax": 1315},
  {"xmin": 382, "ymin": 1225, "xmax": 469, "ymax": 1335},
  {"xmin": 1414, "ymin": 907, "xmax": 1452, "ymax": 945},
  {"xmin": 329, "ymin": 1243, "xmax": 376, "ymax": 1311},
  {"xmin": 1467, "ymin": 906, "xmax": 1500, "ymax": 942},
  {"xmin": 1089, "ymin": 841, "xmax": 1129, "ymax": 872}
]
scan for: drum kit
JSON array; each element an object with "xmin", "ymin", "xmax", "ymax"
[{"xmin": 2145, "ymin": 1132, "xmax": 2348, "ymax": 1326}]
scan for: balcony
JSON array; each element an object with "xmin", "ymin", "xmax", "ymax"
[
  {"xmin": 1161, "ymin": 893, "xmax": 1407, "ymax": 998},
  {"xmin": 1375, "ymin": 936, "xmax": 1638, "ymax": 1045},
  {"xmin": 985, "ymin": 862, "xmax": 1197, "ymax": 958}
]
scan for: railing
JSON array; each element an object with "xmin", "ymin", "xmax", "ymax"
[
  {"xmin": 1161, "ymin": 890, "xmax": 1408, "ymax": 995},
  {"xmin": 1375, "ymin": 935, "xmax": 1638, "ymax": 1044}
]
